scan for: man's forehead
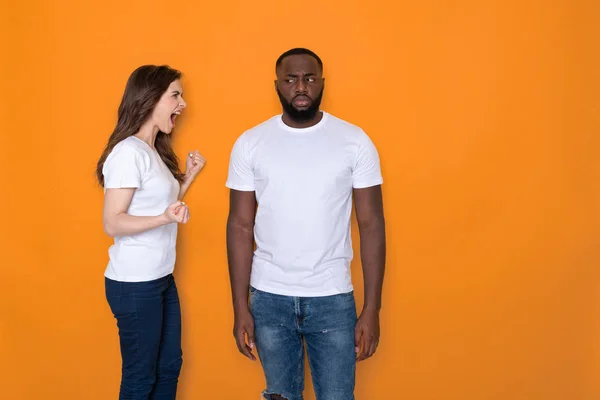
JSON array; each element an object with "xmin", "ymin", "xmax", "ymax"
[{"xmin": 278, "ymin": 55, "xmax": 320, "ymax": 74}]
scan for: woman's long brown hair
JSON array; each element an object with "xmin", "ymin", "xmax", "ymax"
[{"xmin": 96, "ymin": 65, "xmax": 185, "ymax": 186}]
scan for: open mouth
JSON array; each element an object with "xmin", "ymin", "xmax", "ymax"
[{"xmin": 170, "ymin": 111, "xmax": 181, "ymax": 125}]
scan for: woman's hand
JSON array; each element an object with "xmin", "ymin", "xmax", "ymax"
[
  {"xmin": 163, "ymin": 201, "xmax": 190, "ymax": 224},
  {"xmin": 185, "ymin": 150, "xmax": 206, "ymax": 182}
]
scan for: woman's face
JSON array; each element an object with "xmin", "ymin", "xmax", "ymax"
[{"xmin": 152, "ymin": 79, "xmax": 186, "ymax": 134}]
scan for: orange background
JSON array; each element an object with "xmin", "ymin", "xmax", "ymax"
[{"xmin": 1, "ymin": 0, "xmax": 599, "ymax": 399}]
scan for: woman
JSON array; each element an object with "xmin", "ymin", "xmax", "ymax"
[{"xmin": 96, "ymin": 65, "xmax": 205, "ymax": 399}]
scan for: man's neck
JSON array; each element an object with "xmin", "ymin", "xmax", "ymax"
[{"xmin": 282, "ymin": 111, "xmax": 323, "ymax": 129}]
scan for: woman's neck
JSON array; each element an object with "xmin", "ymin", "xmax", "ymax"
[{"xmin": 134, "ymin": 123, "xmax": 159, "ymax": 149}]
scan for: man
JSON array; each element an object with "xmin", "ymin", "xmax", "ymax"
[{"xmin": 226, "ymin": 47, "xmax": 386, "ymax": 400}]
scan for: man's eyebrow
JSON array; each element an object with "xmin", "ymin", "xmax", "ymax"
[{"xmin": 284, "ymin": 72, "xmax": 316, "ymax": 77}]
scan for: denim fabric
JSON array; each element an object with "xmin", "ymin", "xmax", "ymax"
[
  {"xmin": 250, "ymin": 287, "xmax": 357, "ymax": 400},
  {"xmin": 105, "ymin": 274, "xmax": 182, "ymax": 400}
]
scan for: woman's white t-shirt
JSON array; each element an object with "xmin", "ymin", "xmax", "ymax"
[{"xmin": 102, "ymin": 136, "xmax": 180, "ymax": 282}]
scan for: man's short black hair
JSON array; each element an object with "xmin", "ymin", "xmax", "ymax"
[{"xmin": 275, "ymin": 48, "xmax": 323, "ymax": 73}]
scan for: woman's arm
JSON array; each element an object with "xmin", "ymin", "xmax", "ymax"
[
  {"xmin": 103, "ymin": 188, "xmax": 188, "ymax": 237},
  {"xmin": 178, "ymin": 150, "xmax": 206, "ymax": 200}
]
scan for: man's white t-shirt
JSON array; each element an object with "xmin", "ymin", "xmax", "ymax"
[
  {"xmin": 226, "ymin": 112, "xmax": 383, "ymax": 297},
  {"xmin": 103, "ymin": 136, "xmax": 180, "ymax": 282}
]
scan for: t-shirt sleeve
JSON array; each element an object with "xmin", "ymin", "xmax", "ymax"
[
  {"xmin": 226, "ymin": 132, "xmax": 255, "ymax": 191},
  {"xmin": 103, "ymin": 144, "xmax": 146, "ymax": 189},
  {"xmin": 352, "ymin": 131, "xmax": 384, "ymax": 189}
]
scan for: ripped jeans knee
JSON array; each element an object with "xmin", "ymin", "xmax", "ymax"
[{"xmin": 262, "ymin": 393, "xmax": 288, "ymax": 400}]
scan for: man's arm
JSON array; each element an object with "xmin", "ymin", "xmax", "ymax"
[
  {"xmin": 353, "ymin": 184, "xmax": 386, "ymax": 361},
  {"xmin": 226, "ymin": 189, "xmax": 257, "ymax": 361}
]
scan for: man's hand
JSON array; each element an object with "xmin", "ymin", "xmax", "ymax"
[
  {"xmin": 233, "ymin": 308, "xmax": 256, "ymax": 361},
  {"xmin": 354, "ymin": 308, "xmax": 380, "ymax": 361}
]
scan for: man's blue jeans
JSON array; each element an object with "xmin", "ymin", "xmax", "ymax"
[{"xmin": 250, "ymin": 286, "xmax": 357, "ymax": 400}]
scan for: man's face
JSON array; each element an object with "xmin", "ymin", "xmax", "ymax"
[{"xmin": 275, "ymin": 54, "xmax": 325, "ymax": 123}]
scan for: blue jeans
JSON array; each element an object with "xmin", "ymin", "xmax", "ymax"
[
  {"xmin": 250, "ymin": 287, "xmax": 357, "ymax": 400},
  {"xmin": 105, "ymin": 274, "xmax": 183, "ymax": 400}
]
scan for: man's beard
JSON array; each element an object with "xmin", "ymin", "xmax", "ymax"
[{"xmin": 277, "ymin": 86, "xmax": 324, "ymax": 124}]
